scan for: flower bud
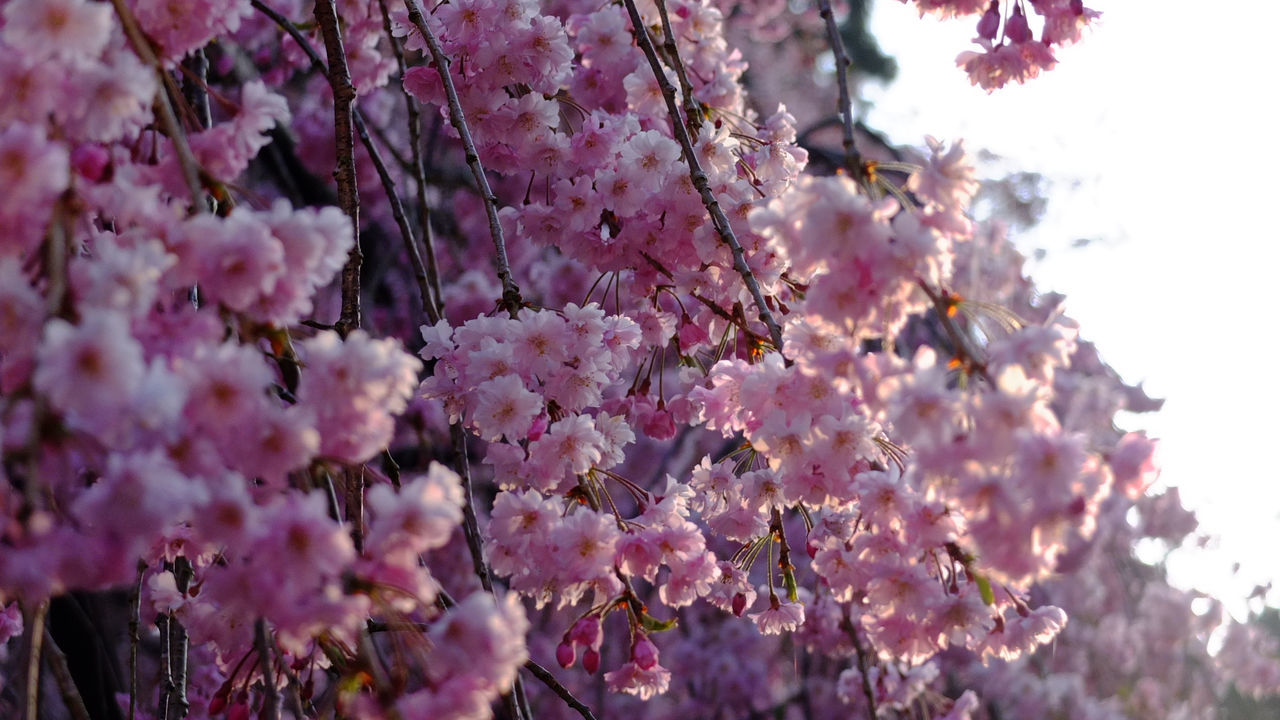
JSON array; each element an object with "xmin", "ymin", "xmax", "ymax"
[
  {"xmin": 976, "ymin": 1, "xmax": 1000, "ymax": 41},
  {"xmin": 1006, "ymin": 5, "xmax": 1032, "ymax": 44},
  {"xmin": 568, "ymin": 615, "xmax": 603, "ymax": 650},
  {"xmin": 732, "ymin": 592, "xmax": 748, "ymax": 617},
  {"xmin": 632, "ymin": 634, "xmax": 659, "ymax": 670},
  {"xmin": 583, "ymin": 648, "xmax": 601, "ymax": 675},
  {"xmin": 556, "ymin": 640, "xmax": 577, "ymax": 668}
]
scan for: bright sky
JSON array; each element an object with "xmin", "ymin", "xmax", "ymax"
[{"xmin": 862, "ymin": 0, "xmax": 1280, "ymax": 616}]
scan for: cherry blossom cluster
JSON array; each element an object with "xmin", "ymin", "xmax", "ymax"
[
  {"xmin": 901, "ymin": 0, "xmax": 1100, "ymax": 90},
  {"xmin": 0, "ymin": 0, "xmax": 1277, "ymax": 719}
]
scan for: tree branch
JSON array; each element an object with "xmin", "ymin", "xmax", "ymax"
[
  {"xmin": 621, "ymin": 0, "xmax": 784, "ymax": 351},
  {"xmin": 313, "ymin": 0, "xmax": 363, "ymax": 336},
  {"xmin": 402, "ymin": 0, "xmax": 523, "ymax": 316},
  {"xmin": 42, "ymin": 627, "xmax": 91, "ymax": 720},
  {"xmin": 815, "ymin": 0, "xmax": 871, "ymax": 190}
]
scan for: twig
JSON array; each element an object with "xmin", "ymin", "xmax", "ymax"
[
  {"xmin": 843, "ymin": 616, "xmax": 879, "ymax": 720},
  {"xmin": 653, "ymin": 0, "xmax": 703, "ymax": 133},
  {"xmin": 523, "ymin": 660, "xmax": 600, "ymax": 720},
  {"xmin": 447, "ymin": 425, "xmax": 527, "ymax": 720},
  {"xmin": 313, "ymin": 0, "xmax": 363, "ymax": 335},
  {"xmin": 169, "ymin": 558, "xmax": 193, "ymax": 719},
  {"xmin": 107, "ymin": 0, "xmax": 205, "ymax": 210},
  {"xmin": 23, "ymin": 601, "xmax": 48, "ymax": 720},
  {"xmin": 251, "ymin": 0, "xmax": 442, "ymax": 326},
  {"xmin": 378, "ymin": 0, "xmax": 445, "ymax": 324},
  {"xmin": 255, "ymin": 619, "xmax": 280, "ymax": 720},
  {"xmin": 371, "ymin": 597, "xmax": 600, "ymax": 720},
  {"xmin": 621, "ymin": 0, "xmax": 784, "ymax": 351},
  {"xmin": 916, "ymin": 280, "xmax": 993, "ymax": 384},
  {"xmin": 182, "ymin": 49, "xmax": 213, "ymax": 130},
  {"xmin": 403, "ymin": 0, "xmax": 523, "ymax": 315},
  {"xmin": 129, "ymin": 560, "xmax": 145, "ymax": 720},
  {"xmin": 346, "ymin": 466, "xmax": 365, "ymax": 553},
  {"xmin": 815, "ymin": 0, "xmax": 870, "ymax": 190},
  {"xmin": 42, "ymin": 627, "xmax": 91, "ymax": 720}
]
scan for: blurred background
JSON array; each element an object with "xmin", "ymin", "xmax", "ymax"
[{"xmin": 839, "ymin": 0, "xmax": 1280, "ymax": 616}]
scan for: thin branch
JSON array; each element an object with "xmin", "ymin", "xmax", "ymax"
[
  {"xmin": 129, "ymin": 560, "xmax": 145, "ymax": 720},
  {"xmin": 621, "ymin": 0, "xmax": 784, "ymax": 351},
  {"xmin": 313, "ymin": 0, "xmax": 363, "ymax": 335},
  {"xmin": 378, "ymin": 0, "xmax": 445, "ymax": 324},
  {"xmin": 447, "ymin": 425, "xmax": 527, "ymax": 720},
  {"xmin": 255, "ymin": 619, "xmax": 280, "ymax": 720},
  {"xmin": 815, "ymin": 0, "xmax": 870, "ymax": 191},
  {"xmin": 403, "ymin": 0, "xmax": 523, "ymax": 315},
  {"xmin": 169, "ymin": 558, "xmax": 193, "ymax": 719},
  {"xmin": 107, "ymin": 0, "xmax": 204, "ymax": 209},
  {"xmin": 843, "ymin": 616, "xmax": 879, "ymax": 720},
  {"xmin": 653, "ymin": 0, "xmax": 703, "ymax": 133},
  {"xmin": 42, "ymin": 627, "xmax": 91, "ymax": 720},
  {"xmin": 252, "ymin": 0, "xmax": 442, "ymax": 326},
  {"xmin": 23, "ymin": 601, "xmax": 48, "ymax": 720},
  {"xmin": 523, "ymin": 660, "xmax": 600, "ymax": 720}
]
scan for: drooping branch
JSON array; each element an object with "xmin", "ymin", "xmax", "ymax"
[
  {"xmin": 42, "ymin": 628, "xmax": 91, "ymax": 720},
  {"xmin": 378, "ymin": 0, "xmax": 445, "ymax": 325},
  {"xmin": 653, "ymin": 0, "xmax": 703, "ymax": 133},
  {"xmin": 523, "ymin": 659, "xmax": 601, "ymax": 720},
  {"xmin": 23, "ymin": 601, "xmax": 48, "ymax": 720},
  {"xmin": 842, "ymin": 616, "xmax": 879, "ymax": 720},
  {"xmin": 402, "ymin": 0, "xmax": 523, "ymax": 316},
  {"xmin": 313, "ymin": 0, "xmax": 363, "ymax": 336},
  {"xmin": 621, "ymin": 0, "xmax": 785, "ymax": 351},
  {"xmin": 252, "ymin": 1, "xmax": 442, "ymax": 326},
  {"xmin": 108, "ymin": 0, "xmax": 204, "ymax": 210},
  {"xmin": 255, "ymin": 619, "xmax": 280, "ymax": 720},
  {"xmin": 815, "ymin": 0, "xmax": 870, "ymax": 191}
]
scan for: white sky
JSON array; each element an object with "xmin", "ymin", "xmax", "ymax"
[{"xmin": 863, "ymin": 0, "xmax": 1280, "ymax": 615}]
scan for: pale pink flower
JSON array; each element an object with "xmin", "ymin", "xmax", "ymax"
[
  {"xmin": 750, "ymin": 597, "xmax": 805, "ymax": 635},
  {"xmin": 2, "ymin": 0, "xmax": 111, "ymax": 61},
  {"xmin": 472, "ymin": 374, "xmax": 542, "ymax": 441}
]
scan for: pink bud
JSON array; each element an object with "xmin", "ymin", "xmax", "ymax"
[
  {"xmin": 526, "ymin": 413, "xmax": 549, "ymax": 441},
  {"xmin": 631, "ymin": 634, "xmax": 659, "ymax": 670},
  {"xmin": 568, "ymin": 616, "xmax": 603, "ymax": 650},
  {"xmin": 583, "ymin": 648, "xmax": 601, "ymax": 675},
  {"xmin": 732, "ymin": 592, "xmax": 748, "ymax": 617},
  {"xmin": 556, "ymin": 640, "xmax": 577, "ymax": 668},
  {"xmin": 1006, "ymin": 5, "xmax": 1032, "ymax": 43},
  {"xmin": 976, "ymin": 1, "xmax": 1000, "ymax": 41},
  {"xmin": 71, "ymin": 144, "xmax": 110, "ymax": 182},
  {"xmin": 642, "ymin": 408, "xmax": 677, "ymax": 441}
]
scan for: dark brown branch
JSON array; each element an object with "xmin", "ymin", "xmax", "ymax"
[
  {"xmin": 23, "ymin": 601, "xmax": 48, "ymax": 720},
  {"xmin": 815, "ymin": 0, "xmax": 871, "ymax": 191},
  {"xmin": 313, "ymin": 0, "xmax": 363, "ymax": 335},
  {"xmin": 378, "ymin": 0, "xmax": 445, "ymax": 325},
  {"xmin": 252, "ymin": 1, "xmax": 442, "ymax": 326},
  {"xmin": 621, "ymin": 0, "xmax": 784, "ymax": 351},
  {"xmin": 255, "ymin": 619, "xmax": 280, "ymax": 720},
  {"xmin": 447, "ymin": 426, "xmax": 527, "ymax": 720},
  {"xmin": 42, "ymin": 628, "xmax": 91, "ymax": 720},
  {"xmin": 653, "ymin": 0, "xmax": 703, "ymax": 133},
  {"xmin": 523, "ymin": 659, "xmax": 600, "ymax": 720},
  {"xmin": 129, "ymin": 560, "xmax": 145, "ymax": 720},
  {"xmin": 403, "ymin": 0, "xmax": 523, "ymax": 316},
  {"xmin": 108, "ymin": 0, "xmax": 204, "ymax": 210},
  {"xmin": 842, "ymin": 616, "xmax": 879, "ymax": 720}
]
